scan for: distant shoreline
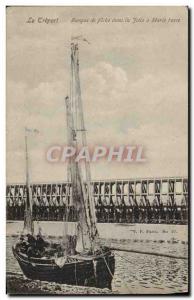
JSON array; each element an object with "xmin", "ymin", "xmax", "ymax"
[{"xmin": 6, "ymin": 221, "xmax": 188, "ymax": 244}]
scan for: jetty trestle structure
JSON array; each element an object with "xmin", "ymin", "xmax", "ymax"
[{"xmin": 6, "ymin": 177, "xmax": 188, "ymax": 224}]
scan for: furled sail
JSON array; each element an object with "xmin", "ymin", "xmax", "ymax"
[{"xmin": 64, "ymin": 42, "xmax": 98, "ymax": 253}]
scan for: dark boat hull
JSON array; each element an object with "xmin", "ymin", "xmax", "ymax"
[{"xmin": 12, "ymin": 245, "xmax": 115, "ymax": 290}]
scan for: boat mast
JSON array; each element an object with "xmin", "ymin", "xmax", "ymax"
[
  {"xmin": 65, "ymin": 42, "xmax": 98, "ymax": 252},
  {"xmin": 73, "ymin": 44, "xmax": 98, "ymax": 239},
  {"xmin": 23, "ymin": 129, "xmax": 34, "ymax": 235}
]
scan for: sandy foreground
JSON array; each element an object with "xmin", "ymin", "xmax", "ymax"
[
  {"xmin": 6, "ymin": 222, "xmax": 188, "ymax": 295},
  {"xmin": 7, "ymin": 274, "xmax": 115, "ymax": 295},
  {"xmin": 7, "ymin": 274, "xmax": 185, "ymax": 295}
]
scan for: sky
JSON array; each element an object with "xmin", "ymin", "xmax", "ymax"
[{"xmin": 6, "ymin": 6, "xmax": 188, "ymax": 183}]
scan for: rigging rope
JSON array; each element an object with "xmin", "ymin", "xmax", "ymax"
[
  {"xmin": 102, "ymin": 254, "xmax": 130, "ymax": 292},
  {"xmin": 103, "ymin": 256, "xmax": 114, "ymax": 279},
  {"xmin": 110, "ymin": 247, "xmax": 187, "ymax": 260},
  {"xmin": 114, "ymin": 251, "xmax": 133, "ymax": 265}
]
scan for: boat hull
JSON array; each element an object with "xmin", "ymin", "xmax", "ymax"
[{"xmin": 12, "ymin": 245, "xmax": 115, "ymax": 290}]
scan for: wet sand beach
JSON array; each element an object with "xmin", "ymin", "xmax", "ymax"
[
  {"xmin": 7, "ymin": 273, "xmax": 114, "ymax": 295},
  {"xmin": 6, "ymin": 222, "xmax": 188, "ymax": 295}
]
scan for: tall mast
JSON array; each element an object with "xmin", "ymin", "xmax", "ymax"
[
  {"xmin": 23, "ymin": 129, "xmax": 34, "ymax": 234},
  {"xmin": 25, "ymin": 133, "xmax": 29, "ymax": 189},
  {"xmin": 74, "ymin": 45, "xmax": 98, "ymax": 233},
  {"xmin": 65, "ymin": 42, "xmax": 98, "ymax": 252}
]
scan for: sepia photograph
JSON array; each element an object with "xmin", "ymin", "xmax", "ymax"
[{"xmin": 6, "ymin": 6, "xmax": 189, "ymax": 295}]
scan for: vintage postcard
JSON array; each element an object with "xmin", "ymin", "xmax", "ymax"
[{"xmin": 6, "ymin": 6, "xmax": 189, "ymax": 295}]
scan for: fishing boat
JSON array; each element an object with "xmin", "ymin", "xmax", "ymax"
[{"xmin": 12, "ymin": 41, "xmax": 115, "ymax": 289}]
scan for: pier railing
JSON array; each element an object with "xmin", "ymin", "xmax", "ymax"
[{"xmin": 6, "ymin": 177, "xmax": 188, "ymax": 224}]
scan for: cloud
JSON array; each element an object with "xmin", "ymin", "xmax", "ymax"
[{"xmin": 6, "ymin": 7, "xmax": 188, "ymax": 182}]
